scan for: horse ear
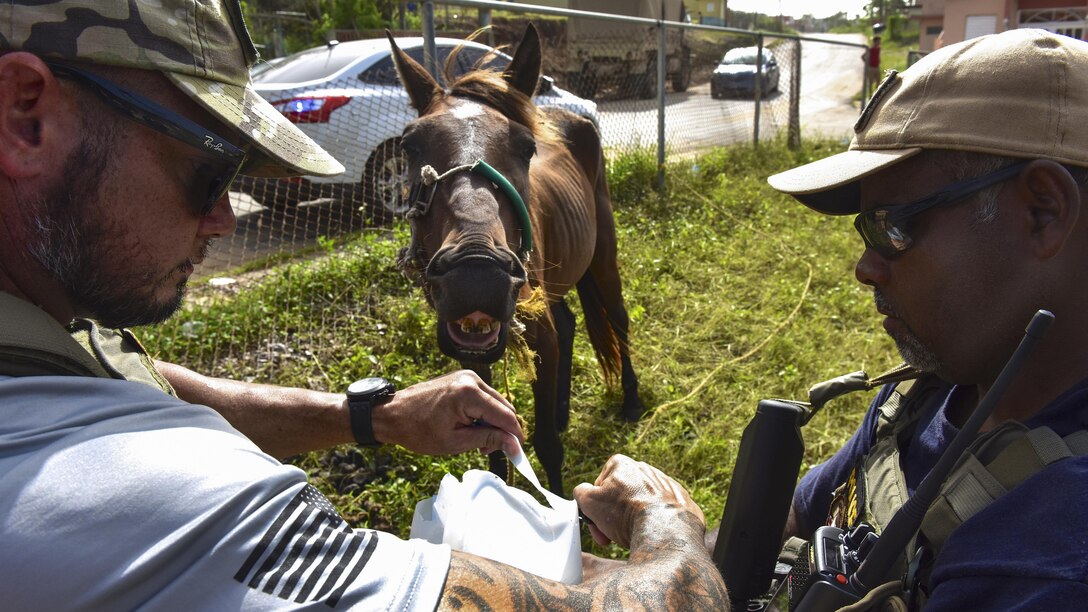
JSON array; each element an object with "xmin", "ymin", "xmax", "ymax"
[
  {"xmin": 502, "ymin": 23, "xmax": 543, "ymax": 98},
  {"xmin": 387, "ymin": 30, "xmax": 441, "ymax": 114}
]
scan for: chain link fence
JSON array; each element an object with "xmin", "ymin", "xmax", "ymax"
[{"xmin": 155, "ymin": 4, "xmax": 864, "ymax": 377}]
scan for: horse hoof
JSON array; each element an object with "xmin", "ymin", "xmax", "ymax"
[{"xmin": 619, "ymin": 399, "xmax": 646, "ymax": 422}]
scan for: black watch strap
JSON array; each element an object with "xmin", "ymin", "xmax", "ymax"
[
  {"xmin": 347, "ymin": 378, "xmax": 395, "ymax": 448},
  {"xmin": 349, "ymin": 399, "xmax": 381, "ymax": 447}
]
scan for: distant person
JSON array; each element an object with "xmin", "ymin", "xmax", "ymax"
[
  {"xmin": 0, "ymin": 0, "xmax": 726, "ymax": 609},
  {"xmin": 863, "ymin": 35, "xmax": 882, "ymax": 96}
]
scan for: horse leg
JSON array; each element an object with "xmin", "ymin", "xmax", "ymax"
[
  {"xmin": 551, "ymin": 299, "xmax": 576, "ymax": 432},
  {"xmin": 462, "ymin": 361, "xmax": 509, "ymax": 481},
  {"xmin": 528, "ymin": 321, "xmax": 564, "ymax": 494},
  {"xmin": 618, "ymin": 348, "xmax": 643, "ymax": 421},
  {"xmin": 584, "ymin": 253, "xmax": 646, "ymax": 422},
  {"xmin": 600, "ymin": 278, "xmax": 645, "ymax": 422}
]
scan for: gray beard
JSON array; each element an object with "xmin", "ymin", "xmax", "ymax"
[
  {"xmin": 23, "ymin": 136, "xmax": 192, "ymax": 328},
  {"xmin": 873, "ymin": 290, "xmax": 944, "ymax": 373}
]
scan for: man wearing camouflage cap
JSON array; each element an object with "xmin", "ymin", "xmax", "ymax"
[
  {"xmin": 0, "ymin": 1, "xmax": 726, "ymax": 608},
  {"xmin": 769, "ymin": 29, "xmax": 1088, "ymax": 607}
]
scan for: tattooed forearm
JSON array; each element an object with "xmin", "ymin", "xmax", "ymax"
[
  {"xmin": 439, "ymin": 510, "xmax": 729, "ymax": 612},
  {"xmin": 441, "ymin": 550, "xmax": 728, "ymax": 611}
]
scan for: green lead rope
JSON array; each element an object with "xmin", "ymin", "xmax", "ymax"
[{"xmin": 471, "ymin": 159, "xmax": 533, "ymax": 257}]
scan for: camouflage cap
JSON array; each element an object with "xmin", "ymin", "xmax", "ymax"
[{"xmin": 0, "ymin": 0, "xmax": 344, "ymax": 178}]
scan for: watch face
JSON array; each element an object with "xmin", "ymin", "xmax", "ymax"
[{"xmin": 348, "ymin": 377, "xmax": 392, "ymax": 397}]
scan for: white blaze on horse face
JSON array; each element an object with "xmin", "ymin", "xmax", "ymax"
[
  {"xmin": 449, "ymin": 101, "xmax": 486, "ymax": 120},
  {"xmin": 448, "ymin": 99, "xmax": 489, "ymax": 162}
]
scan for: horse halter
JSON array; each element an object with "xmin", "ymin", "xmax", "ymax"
[{"xmin": 405, "ymin": 159, "xmax": 534, "ymax": 259}]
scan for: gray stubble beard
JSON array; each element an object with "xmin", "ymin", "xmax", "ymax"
[
  {"xmin": 23, "ymin": 132, "xmax": 188, "ymax": 328},
  {"xmin": 873, "ymin": 289, "xmax": 944, "ymax": 373}
]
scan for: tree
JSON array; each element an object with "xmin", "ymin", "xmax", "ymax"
[{"xmin": 243, "ymin": 0, "xmax": 392, "ymax": 55}]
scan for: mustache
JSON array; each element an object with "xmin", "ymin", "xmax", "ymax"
[
  {"xmin": 873, "ymin": 289, "xmax": 898, "ymax": 317},
  {"xmin": 176, "ymin": 239, "xmax": 214, "ymax": 273}
]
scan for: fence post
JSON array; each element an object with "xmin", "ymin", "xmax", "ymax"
[
  {"xmin": 479, "ymin": 8, "xmax": 493, "ymax": 47},
  {"xmin": 656, "ymin": 21, "xmax": 666, "ymax": 190},
  {"xmin": 788, "ymin": 39, "xmax": 801, "ymax": 150},
  {"xmin": 753, "ymin": 33, "xmax": 763, "ymax": 146},
  {"xmin": 422, "ymin": 1, "xmax": 438, "ymax": 79}
]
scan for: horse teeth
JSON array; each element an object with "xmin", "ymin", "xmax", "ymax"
[
  {"xmin": 481, "ymin": 321, "xmax": 493, "ymax": 334},
  {"xmin": 460, "ymin": 320, "xmax": 473, "ymax": 333}
]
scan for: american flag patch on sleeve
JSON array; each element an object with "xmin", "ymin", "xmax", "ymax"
[{"xmin": 234, "ymin": 485, "xmax": 379, "ymax": 607}]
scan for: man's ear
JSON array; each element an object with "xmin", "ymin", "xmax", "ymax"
[
  {"xmin": 1012, "ymin": 159, "xmax": 1081, "ymax": 260},
  {"xmin": 0, "ymin": 52, "xmax": 70, "ymax": 179}
]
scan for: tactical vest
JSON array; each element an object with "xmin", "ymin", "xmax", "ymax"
[
  {"xmin": 821, "ymin": 369, "xmax": 1088, "ymax": 608},
  {"xmin": 0, "ymin": 291, "xmax": 176, "ymax": 395}
]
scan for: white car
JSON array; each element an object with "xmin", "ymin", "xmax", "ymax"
[{"xmin": 236, "ymin": 37, "xmax": 599, "ymax": 219}]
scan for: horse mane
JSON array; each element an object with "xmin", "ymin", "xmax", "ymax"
[{"xmin": 437, "ymin": 50, "xmax": 561, "ymax": 146}]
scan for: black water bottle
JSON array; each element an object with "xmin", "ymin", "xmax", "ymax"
[{"xmin": 713, "ymin": 399, "xmax": 807, "ymax": 608}]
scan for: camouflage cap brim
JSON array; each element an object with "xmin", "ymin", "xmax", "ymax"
[{"xmin": 168, "ymin": 73, "xmax": 345, "ymax": 178}]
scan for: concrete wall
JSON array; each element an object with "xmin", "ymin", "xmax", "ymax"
[
  {"xmin": 941, "ymin": 0, "xmax": 1008, "ymax": 46},
  {"xmin": 914, "ymin": 0, "xmax": 1088, "ymax": 50}
]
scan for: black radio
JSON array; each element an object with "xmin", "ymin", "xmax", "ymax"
[{"xmin": 788, "ymin": 524, "xmax": 878, "ymax": 611}]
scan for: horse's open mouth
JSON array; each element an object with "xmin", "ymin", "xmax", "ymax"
[{"xmin": 445, "ymin": 311, "xmax": 504, "ymax": 354}]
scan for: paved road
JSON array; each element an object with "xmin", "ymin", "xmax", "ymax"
[
  {"xmin": 594, "ymin": 33, "xmax": 865, "ymax": 154},
  {"xmin": 796, "ymin": 33, "xmax": 867, "ymax": 141},
  {"xmin": 207, "ymin": 33, "xmax": 865, "ymax": 276}
]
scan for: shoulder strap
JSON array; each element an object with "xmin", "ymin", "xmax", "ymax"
[
  {"xmin": 919, "ymin": 423, "xmax": 1088, "ymax": 553},
  {"xmin": 823, "ymin": 371, "xmax": 947, "ymax": 536},
  {"xmin": 68, "ymin": 320, "xmax": 177, "ymax": 396},
  {"xmin": 855, "ymin": 375, "xmax": 942, "ymax": 532},
  {"xmin": 874, "ymin": 372, "xmax": 947, "ymax": 440},
  {"xmin": 0, "ymin": 292, "xmax": 111, "ymax": 378}
]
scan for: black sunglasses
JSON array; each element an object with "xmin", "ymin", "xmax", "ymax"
[
  {"xmin": 46, "ymin": 61, "xmax": 249, "ymax": 217},
  {"xmin": 853, "ymin": 160, "xmax": 1030, "ymax": 258}
]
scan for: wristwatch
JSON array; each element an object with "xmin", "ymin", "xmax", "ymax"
[{"xmin": 346, "ymin": 377, "xmax": 396, "ymax": 447}]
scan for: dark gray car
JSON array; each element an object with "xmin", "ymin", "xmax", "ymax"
[{"xmin": 710, "ymin": 47, "xmax": 779, "ymax": 98}]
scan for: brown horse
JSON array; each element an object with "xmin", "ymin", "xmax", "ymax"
[{"xmin": 389, "ymin": 25, "xmax": 643, "ymax": 493}]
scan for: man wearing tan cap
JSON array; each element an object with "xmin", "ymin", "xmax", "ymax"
[
  {"xmin": 772, "ymin": 29, "xmax": 1088, "ymax": 607},
  {"xmin": 0, "ymin": 1, "xmax": 725, "ymax": 609}
]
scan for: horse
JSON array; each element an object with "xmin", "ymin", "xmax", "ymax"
[{"xmin": 388, "ymin": 24, "xmax": 644, "ymax": 494}]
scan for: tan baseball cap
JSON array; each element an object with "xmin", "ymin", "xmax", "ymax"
[
  {"xmin": 769, "ymin": 29, "xmax": 1088, "ymax": 215},
  {"xmin": 0, "ymin": 0, "xmax": 344, "ymax": 178}
]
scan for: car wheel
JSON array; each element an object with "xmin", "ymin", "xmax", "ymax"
[
  {"xmin": 671, "ymin": 51, "xmax": 691, "ymax": 93},
  {"xmin": 637, "ymin": 59, "xmax": 657, "ymax": 99},
  {"xmin": 571, "ymin": 71, "xmax": 598, "ymax": 100},
  {"xmin": 362, "ymin": 138, "xmax": 410, "ymax": 224}
]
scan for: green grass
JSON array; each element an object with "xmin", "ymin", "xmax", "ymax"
[
  {"xmin": 140, "ymin": 139, "xmax": 901, "ymax": 556},
  {"xmin": 880, "ymin": 35, "xmax": 916, "ymax": 73}
]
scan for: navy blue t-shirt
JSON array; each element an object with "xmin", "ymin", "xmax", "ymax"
[{"xmin": 793, "ymin": 378, "xmax": 1088, "ymax": 609}]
